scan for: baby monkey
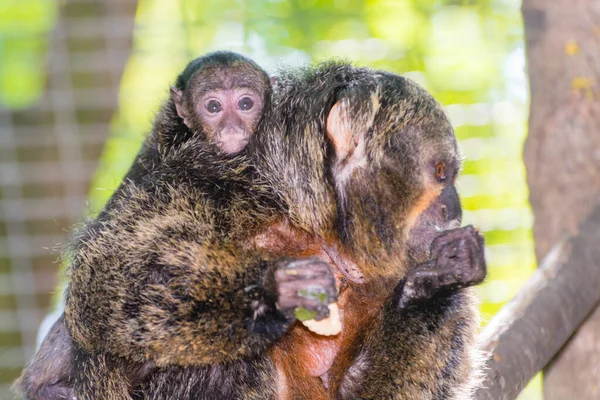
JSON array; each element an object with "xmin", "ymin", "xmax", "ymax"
[
  {"xmin": 170, "ymin": 51, "xmax": 270, "ymax": 154},
  {"xmin": 15, "ymin": 51, "xmax": 273, "ymax": 400}
]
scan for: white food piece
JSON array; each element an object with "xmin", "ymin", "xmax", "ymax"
[{"xmin": 302, "ymin": 303, "xmax": 342, "ymax": 336}]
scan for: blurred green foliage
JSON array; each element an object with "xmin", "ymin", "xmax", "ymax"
[
  {"xmin": 0, "ymin": 0, "xmax": 541, "ymax": 398},
  {"xmin": 0, "ymin": 0, "xmax": 57, "ymax": 108}
]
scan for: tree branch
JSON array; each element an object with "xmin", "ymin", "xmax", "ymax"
[{"xmin": 474, "ymin": 202, "xmax": 600, "ymax": 400}]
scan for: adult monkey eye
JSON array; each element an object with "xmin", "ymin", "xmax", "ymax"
[
  {"xmin": 238, "ymin": 96, "xmax": 254, "ymax": 111},
  {"xmin": 435, "ymin": 162, "xmax": 446, "ymax": 181},
  {"xmin": 206, "ymin": 100, "xmax": 222, "ymax": 114}
]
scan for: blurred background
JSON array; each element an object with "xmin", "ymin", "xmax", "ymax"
[{"xmin": 0, "ymin": 0, "xmax": 537, "ymax": 398}]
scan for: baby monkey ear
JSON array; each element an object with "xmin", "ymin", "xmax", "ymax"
[
  {"xmin": 326, "ymin": 91, "xmax": 379, "ymax": 184},
  {"xmin": 170, "ymin": 86, "xmax": 189, "ymax": 126}
]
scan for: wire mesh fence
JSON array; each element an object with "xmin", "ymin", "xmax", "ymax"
[{"xmin": 0, "ymin": 0, "xmax": 136, "ymax": 396}]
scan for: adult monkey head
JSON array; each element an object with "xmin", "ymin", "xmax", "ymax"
[
  {"xmin": 170, "ymin": 51, "xmax": 271, "ymax": 154},
  {"xmin": 254, "ymin": 64, "xmax": 482, "ymax": 284}
]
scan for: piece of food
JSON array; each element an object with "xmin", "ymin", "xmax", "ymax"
[{"xmin": 300, "ymin": 303, "xmax": 341, "ymax": 336}]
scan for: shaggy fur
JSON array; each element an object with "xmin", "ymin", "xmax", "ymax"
[{"xmin": 16, "ymin": 61, "xmax": 484, "ymax": 400}]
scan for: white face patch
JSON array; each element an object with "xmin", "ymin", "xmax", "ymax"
[
  {"xmin": 326, "ymin": 93, "xmax": 380, "ymax": 202},
  {"xmin": 332, "ymin": 133, "xmax": 367, "ymax": 196}
]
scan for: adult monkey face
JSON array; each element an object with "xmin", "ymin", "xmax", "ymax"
[
  {"xmin": 170, "ymin": 54, "xmax": 269, "ymax": 154},
  {"xmin": 313, "ymin": 73, "xmax": 480, "ymax": 282},
  {"xmin": 405, "ymin": 146, "xmax": 464, "ymax": 264}
]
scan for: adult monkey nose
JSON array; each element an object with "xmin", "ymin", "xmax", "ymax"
[{"xmin": 440, "ymin": 184, "xmax": 462, "ymax": 222}]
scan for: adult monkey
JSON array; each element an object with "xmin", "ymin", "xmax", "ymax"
[
  {"xmin": 248, "ymin": 64, "xmax": 486, "ymax": 399},
  {"xmin": 17, "ymin": 62, "xmax": 485, "ymax": 399}
]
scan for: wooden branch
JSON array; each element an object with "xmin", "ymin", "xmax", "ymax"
[
  {"xmin": 522, "ymin": 0, "xmax": 600, "ymax": 396},
  {"xmin": 474, "ymin": 202, "xmax": 600, "ymax": 400}
]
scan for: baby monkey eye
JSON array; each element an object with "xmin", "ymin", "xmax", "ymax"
[
  {"xmin": 238, "ymin": 96, "xmax": 254, "ymax": 111},
  {"xmin": 206, "ymin": 100, "xmax": 222, "ymax": 114},
  {"xmin": 435, "ymin": 162, "xmax": 446, "ymax": 181}
]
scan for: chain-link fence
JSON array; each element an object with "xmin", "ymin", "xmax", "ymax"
[{"xmin": 0, "ymin": 1, "xmax": 136, "ymax": 396}]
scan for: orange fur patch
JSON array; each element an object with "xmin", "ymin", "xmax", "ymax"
[
  {"xmin": 250, "ymin": 221, "xmax": 388, "ymax": 399},
  {"xmin": 326, "ymin": 285, "xmax": 386, "ymax": 396},
  {"xmin": 405, "ymin": 185, "xmax": 442, "ymax": 232}
]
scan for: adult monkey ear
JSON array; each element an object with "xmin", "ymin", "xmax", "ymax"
[
  {"xmin": 170, "ymin": 86, "xmax": 190, "ymax": 127},
  {"xmin": 326, "ymin": 88, "xmax": 380, "ymax": 185}
]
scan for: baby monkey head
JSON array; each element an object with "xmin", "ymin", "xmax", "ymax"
[{"xmin": 170, "ymin": 51, "xmax": 271, "ymax": 154}]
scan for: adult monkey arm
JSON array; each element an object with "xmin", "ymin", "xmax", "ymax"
[{"xmin": 335, "ymin": 227, "xmax": 486, "ymax": 399}]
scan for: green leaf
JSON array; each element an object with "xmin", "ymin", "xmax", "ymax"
[{"xmin": 294, "ymin": 307, "xmax": 317, "ymax": 321}]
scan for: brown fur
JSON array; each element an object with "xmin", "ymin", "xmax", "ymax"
[{"xmin": 16, "ymin": 61, "xmax": 485, "ymax": 400}]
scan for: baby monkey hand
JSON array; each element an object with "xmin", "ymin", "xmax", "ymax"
[{"xmin": 275, "ymin": 258, "xmax": 341, "ymax": 336}]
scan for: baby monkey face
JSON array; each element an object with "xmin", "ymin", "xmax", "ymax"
[
  {"xmin": 187, "ymin": 65, "xmax": 267, "ymax": 154},
  {"xmin": 197, "ymin": 84, "xmax": 263, "ymax": 153}
]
